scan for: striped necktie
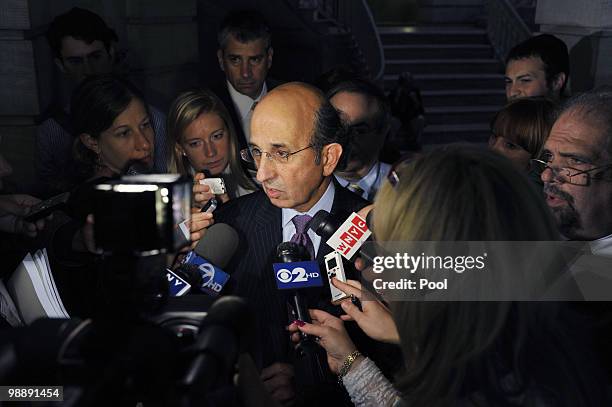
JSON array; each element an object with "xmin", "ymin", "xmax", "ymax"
[{"xmin": 347, "ymin": 183, "xmax": 365, "ymax": 198}]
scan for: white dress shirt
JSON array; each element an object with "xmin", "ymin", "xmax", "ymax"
[
  {"xmin": 335, "ymin": 161, "xmax": 391, "ymax": 201},
  {"xmin": 227, "ymin": 81, "xmax": 268, "ymax": 144},
  {"xmin": 590, "ymin": 233, "xmax": 612, "ymax": 258}
]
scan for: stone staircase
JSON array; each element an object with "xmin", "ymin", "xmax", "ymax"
[
  {"xmin": 380, "ymin": 2, "xmax": 507, "ymax": 145},
  {"xmin": 295, "ymin": 0, "xmax": 371, "ymax": 79}
]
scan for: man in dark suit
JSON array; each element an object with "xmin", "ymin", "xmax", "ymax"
[
  {"xmin": 215, "ymin": 82, "xmax": 369, "ymax": 404},
  {"xmin": 212, "ymin": 10, "xmax": 278, "ymax": 151}
]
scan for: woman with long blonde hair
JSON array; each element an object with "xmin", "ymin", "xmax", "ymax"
[
  {"xmin": 167, "ymin": 88, "xmax": 257, "ymax": 200},
  {"xmin": 290, "ymin": 146, "xmax": 607, "ymax": 407}
]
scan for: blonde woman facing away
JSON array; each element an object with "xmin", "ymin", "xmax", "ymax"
[{"xmin": 290, "ymin": 146, "xmax": 608, "ymax": 407}]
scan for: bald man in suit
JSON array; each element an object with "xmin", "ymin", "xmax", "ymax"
[{"xmin": 215, "ymin": 82, "xmax": 370, "ymax": 404}]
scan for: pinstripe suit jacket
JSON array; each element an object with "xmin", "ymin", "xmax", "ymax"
[{"xmin": 214, "ymin": 180, "xmax": 369, "ymax": 369}]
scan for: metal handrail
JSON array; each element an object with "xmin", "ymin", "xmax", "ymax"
[
  {"xmin": 351, "ymin": 0, "xmax": 385, "ymax": 81},
  {"xmin": 484, "ymin": 0, "xmax": 532, "ymax": 61},
  {"xmin": 293, "ymin": 0, "xmax": 385, "ymax": 81}
]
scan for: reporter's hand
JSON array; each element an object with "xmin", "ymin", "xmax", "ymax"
[
  {"xmin": 0, "ymin": 194, "xmax": 40, "ymax": 216},
  {"xmin": 192, "ymin": 172, "xmax": 215, "ymax": 207},
  {"xmin": 357, "ymin": 204, "xmax": 374, "ymax": 223},
  {"xmin": 0, "ymin": 194, "xmax": 47, "ymax": 237},
  {"xmin": 288, "ymin": 309, "xmax": 358, "ymax": 374},
  {"xmin": 260, "ymin": 362, "xmax": 295, "ymax": 406},
  {"xmin": 333, "ymin": 278, "xmax": 400, "ymax": 344},
  {"xmin": 189, "ymin": 208, "xmax": 214, "ymax": 244},
  {"xmin": 10, "ymin": 217, "xmax": 44, "ymax": 238},
  {"xmin": 72, "ymin": 214, "xmax": 98, "ymax": 253}
]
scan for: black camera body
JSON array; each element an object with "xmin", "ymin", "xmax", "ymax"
[{"xmin": 93, "ymin": 174, "xmax": 192, "ymax": 255}]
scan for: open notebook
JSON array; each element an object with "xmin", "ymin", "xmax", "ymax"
[{"xmin": 6, "ymin": 249, "xmax": 69, "ymax": 324}]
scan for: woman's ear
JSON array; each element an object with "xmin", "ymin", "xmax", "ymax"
[
  {"xmin": 79, "ymin": 133, "xmax": 99, "ymax": 153},
  {"xmin": 177, "ymin": 144, "xmax": 187, "ymax": 157},
  {"xmin": 552, "ymin": 72, "xmax": 567, "ymax": 94},
  {"xmin": 488, "ymin": 134, "xmax": 496, "ymax": 147},
  {"xmin": 175, "ymin": 142, "xmax": 187, "ymax": 157}
]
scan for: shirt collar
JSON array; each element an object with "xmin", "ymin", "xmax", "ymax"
[
  {"xmin": 590, "ymin": 233, "xmax": 612, "ymax": 257},
  {"xmin": 227, "ymin": 80, "xmax": 267, "ymax": 120},
  {"xmin": 335, "ymin": 161, "xmax": 380, "ymax": 193},
  {"xmin": 282, "ymin": 181, "xmax": 335, "ymax": 229}
]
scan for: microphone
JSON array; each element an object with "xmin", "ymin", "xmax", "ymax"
[
  {"xmin": 309, "ymin": 210, "xmax": 372, "ymax": 260},
  {"xmin": 181, "ymin": 296, "xmax": 252, "ymax": 397},
  {"xmin": 309, "ymin": 210, "xmax": 375, "ymax": 303},
  {"xmin": 274, "ymin": 242, "xmax": 329, "ymax": 388},
  {"xmin": 200, "ymin": 169, "xmax": 219, "ymax": 214},
  {"xmin": 122, "ymin": 159, "xmax": 152, "ymax": 176},
  {"xmin": 180, "ymin": 223, "xmax": 239, "ymax": 296},
  {"xmin": 274, "ymin": 242, "xmax": 323, "ymax": 347},
  {"xmin": 165, "ymin": 268, "xmax": 192, "ymax": 297}
]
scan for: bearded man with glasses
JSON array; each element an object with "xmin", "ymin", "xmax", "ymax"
[
  {"xmin": 532, "ymin": 88, "xmax": 612, "ymax": 385},
  {"xmin": 530, "ymin": 89, "xmax": 612, "ymax": 254},
  {"xmin": 214, "ymin": 82, "xmax": 371, "ymax": 405}
]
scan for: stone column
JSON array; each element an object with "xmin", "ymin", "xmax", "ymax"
[
  {"xmin": 0, "ymin": 0, "xmax": 41, "ymax": 188},
  {"xmin": 536, "ymin": 0, "xmax": 612, "ymax": 93},
  {"xmin": 125, "ymin": 0, "xmax": 199, "ymax": 108}
]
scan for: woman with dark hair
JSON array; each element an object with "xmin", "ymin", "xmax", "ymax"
[
  {"xmin": 71, "ymin": 74, "xmax": 154, "ymax": 178},
  {"xmin": 489, "ymin": 96, "xmax": 556, "ymax": 171},
  {"xmin": 40, "ymin": 75, "xmax": 213, "ymax": 317},
  {"xmin": 69, "ymin": 74, "xmax": 212, "ymax": 222},
  {"xmin": 166, "ymin": 88, "xmax": 257, "ymax": 200},
  {"xmin": 289, "ymin": 146, "xmax": 608, "ymax": 406}
]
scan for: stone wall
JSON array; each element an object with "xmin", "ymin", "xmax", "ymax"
[
  {"xmin": 536, "ymin": 0, "xmax": 612, "ymax": 93},
  {"xmin": 0, "ymin": 0, "xmax": 371, "ymax": 192},
  {"xmin": 0, "ymin": 0, "xmax": 199, "ymax": 191}
]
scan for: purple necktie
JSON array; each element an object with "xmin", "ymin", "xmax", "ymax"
[{"xmin": 290, "ymin": 214, "xmax": 315, "ymax": 260}]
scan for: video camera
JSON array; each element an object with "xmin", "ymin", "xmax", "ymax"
[
  {"xmin": 93, "ymin": 173, "xmax": 192, "ymax": 255},
  {"xmin": 0, "ymin": 174, "xmax": 254, "ymax": 405}
]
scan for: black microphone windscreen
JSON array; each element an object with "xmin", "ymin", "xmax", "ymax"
[
  {"xmin": 183, "ymin": 296, "xmax": 253, "ymax": 389},
  {"xmin": 366, "ymin": 209, "xmax": 374, "ymax": 231},
  {"xmin": 309, "ymin": 209, "xmax": 343, "ymax": 239},
  {"xmin": 309, "ymin": 209, "xmax": 330, "ymax": 236},
  {"xmin": 200, "ymin": 296, "xmax": 250, "ymax": 330},
  {"xmin": 197, "ymin": 296, "xmax": 253, "ymax": 354},
  {"xmin": 122, "ymin": 159, "xmax": 152, "ymax": 175},
  {"xmin": 276, "ymin": 242, "xmax": 308, "ymax": 262},
  {"xmin": 193, "ymin": 223, "xmax": 239, "ymax": 269}
]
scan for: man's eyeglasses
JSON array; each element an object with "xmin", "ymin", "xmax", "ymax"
[
  {"xmin": 240, "ymin": 145, "xmax": 313, "ymax": 165},
  {"xmin": 530, "ymin": 158, "xmax": 612, "ymax": 186}
]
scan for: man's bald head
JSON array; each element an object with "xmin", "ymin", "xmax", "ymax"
[
  {"xmin": 253, "ymin": 81, "xmax": 349, "ymax": 166},
  {"xmin": 253, "ymin": 82, "xmax": 323, "ymax": 150},
  {"xmin": 264, "ymin": 81, "xmax": 326, "ymax": 108},
  {"xmin": 249, "ymin": 81, "xmax": 348, "ymax": 211},
  {"xmin": 540, "ymin": 88, "xmax": 612, "ymax": 240}
]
